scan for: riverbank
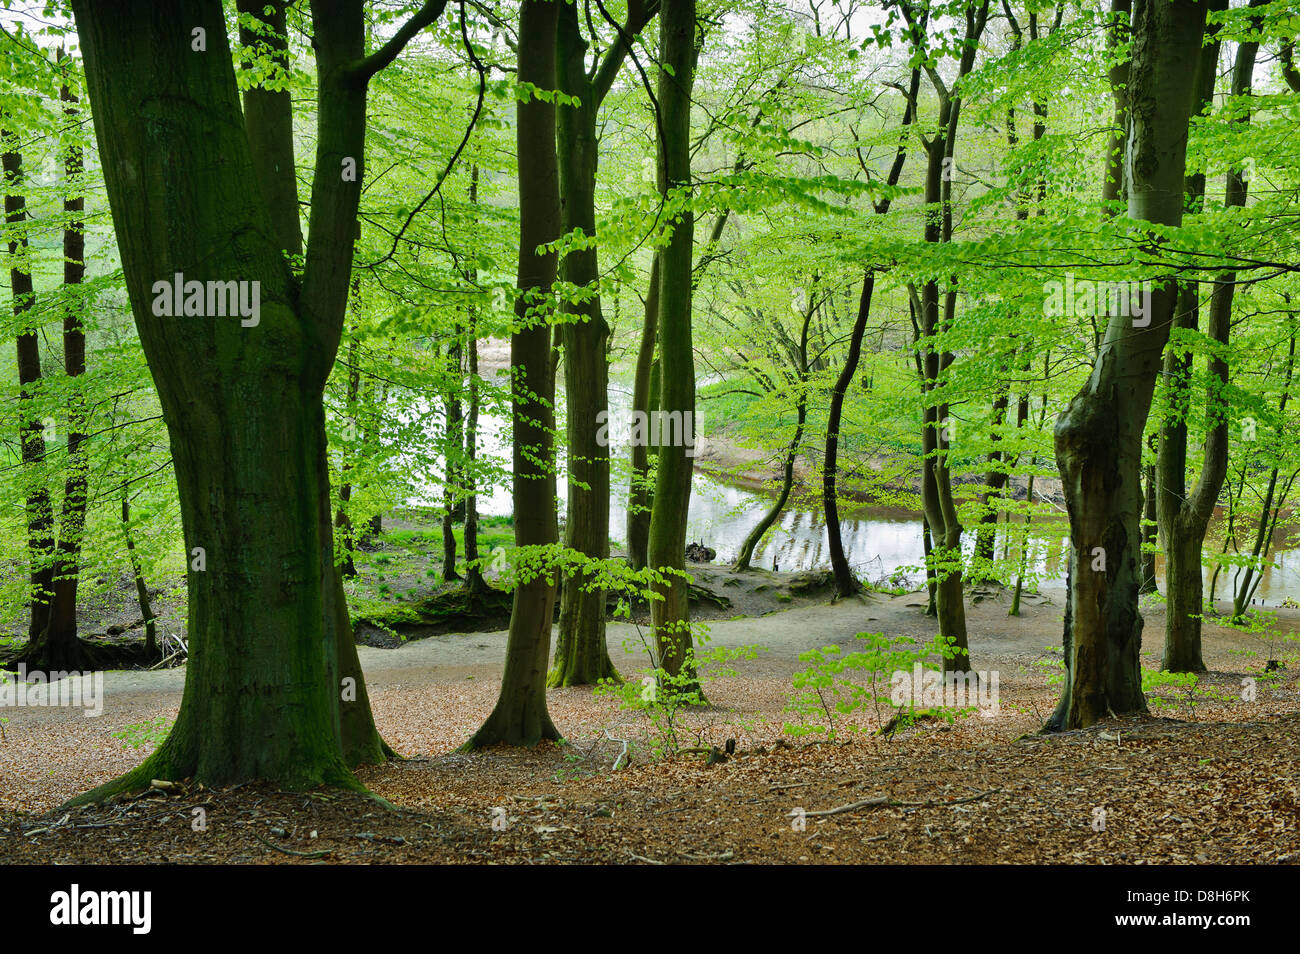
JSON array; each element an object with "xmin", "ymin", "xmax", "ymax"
[{"xmin": 692, "ymin": 423, "xmax": 1066, "ymax": 507}]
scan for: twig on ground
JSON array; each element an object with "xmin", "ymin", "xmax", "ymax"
[
  {"xmin": 252, "ymin": 831, "xmax": 332, "ymax": 858},
  {"xmin": 604, "ymin": 728, "xmax": 630, "ymax": 771},
  {"xmin": 795, "ymin": 788, "xmax": 1001, "ymax": 819},
  {"xmin": 24, "ymin": 812, "xmax": 70, "ymax": 837}
]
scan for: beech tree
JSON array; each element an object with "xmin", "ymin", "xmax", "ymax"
[
  {"xmin": 646, "ymin": 0, "xmax": 700, "ymax": 688},
  {"xmin": 65, "ymin": 0, "xmax": 446, "ymax": 800},
  {"xmin": 549, "ymin": 0, "xmax": 659, "ymax": 688},
  {"xmin": 465, "ymin": 0, "xmax": 563, "ymax": 747},
  {"xmin": 1157, "ymin": 0, "xmax": 1264, "ymax": 672},
  {"xmin": 1048, "ymin": 0, "xmax": 1208, "ymax": 730}
]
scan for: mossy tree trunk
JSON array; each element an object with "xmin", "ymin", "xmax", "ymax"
[{"xmin": 67, "ymin": 0, "xmax": 438, "ymax": 800}]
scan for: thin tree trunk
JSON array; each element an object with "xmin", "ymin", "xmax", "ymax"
[
  {"xmin": 627, "ymin": 253, "xmax": 660, "ymax": 569},
  {"xmin": 336, "ymin": 319, "xmax": 361, "ymax": 579},
  {"xmin": 121, "ymin": 492, "xmax": 158, "ymax": 657},
  {"xmin": 550, "ymin": 1, "xmax": 621, "ymax": 686},
  {"xmin": 462, "ymin": 165, "xmax": 487, "ymax": 594},
  {"xmin": 4, "ymin": 137, "xmax": 56, "ymax": 651},
  {"xmin": 40, "ymin": 67, "xmax": 92, "ymax": 664},
  {"xmin": 465, "ymin": 0, "xmax": 562, "ymax": 747},
  {"xmin": 442, "ymin": 337, "xmax": 464, "ymax": 581},
  {"xmin": 736, "ymin": 292, "xmax": 815, "ymax": 571},
  {"xmin": 824, "ymin": 67, "xmax": 919, "ymax": 598},
  {"xmin": 1159, "ymin": 0, "xmax": 1256, "ymax": 671},
  {"xmin": 646, "ymin": 0, "xmax": 700, "ymax": 692},
  {"xmin": 1139, "ymin": 464, "xmax": 1158, "ymax": 592}
]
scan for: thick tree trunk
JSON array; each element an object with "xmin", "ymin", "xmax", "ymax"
[
  {"xmin": 68, "ymin": 0, "xmax": 405, "ymax": 799},
  {"xmin": 646, "ymin": 0, "xmax": 699, "ymax": 691},
  {"xmin": 550, "ymin": 2, "xmax": 617, "ymax": 686},
  {"xmin": 1047, "ymin": 0, "xmax": 1207, "ymax": 730},
  {"xmin": 465, "ymin": 0, "xmax": 562, "ymax": 747}
]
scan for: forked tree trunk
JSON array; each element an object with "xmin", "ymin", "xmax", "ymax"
[
  {"xmin": 68, "ymin": 0, "xmax": 403, "ymax": 801},
  {"xmin": 907, "ymin": 2, "xmax": 988, "ymax": 674},
  {"xmin": 465, "ymin": 0, "xmax": 563, "ymax": 747},
  {"xmin": 1048, "ymin": 0, "xmax": 1207, "ymax": 730}
]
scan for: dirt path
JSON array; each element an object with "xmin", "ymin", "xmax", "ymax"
[{"xmin": 1, "ymin": 586, "xmax": 1286, "ymax": 819}]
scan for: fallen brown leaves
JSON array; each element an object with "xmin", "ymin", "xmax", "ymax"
[{"xmin": 2, "ymin": 710, "xmax": 1297, "ymax": 864}]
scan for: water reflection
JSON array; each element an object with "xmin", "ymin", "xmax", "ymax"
[{"xmin": 404, "ymin": 393, "xmax": 1300, "ymax": 605}]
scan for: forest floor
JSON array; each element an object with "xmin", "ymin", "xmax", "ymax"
[{"xmin": 2, "ymin": 585, "xmax": 1298, "ymax": 864}]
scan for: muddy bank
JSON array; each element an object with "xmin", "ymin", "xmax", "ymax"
[{"xmin": 353, "ymin": 562, "xmax": 843, "ymax": 648}]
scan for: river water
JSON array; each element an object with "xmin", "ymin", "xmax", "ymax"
[{"xmin": 407, "ymin": 387, "xmax": 1300, "ymax": 605}]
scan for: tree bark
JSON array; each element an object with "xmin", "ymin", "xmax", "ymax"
[
  {"xmin": 67, "ymin": 0, "xmax": 421, "ymax": 799},
  {"xmin": 465, "ymin": 0, "xmax": 563, "ymax": 747},
  {"xmin": 5, "ymin": 139, "xmax": 55, "ymax": 650},
  {"xmin": 1047, "ymin": 0, "xmax": 1207, "ymax": 730},
  {"xmin": 550, "ymin": 1, "xmax": 620, "ymax": 686},
  {"xmin": 1158, "ymin": 0, "xmax": 1257, "ymax": 672},
  {"xmin": 646, "ymin": 0, "xmax": 700, "ymax": 691}
]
